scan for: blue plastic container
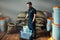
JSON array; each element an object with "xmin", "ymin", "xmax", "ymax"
[
  {"xmin": 52, "ymin": 23, "xmax": 60, "ymax": 40},
  {"xmin": 53, "ymin": 7, "xmax": 60, "ymax": 24},
  {"xmin": 47, "ymin": 17, "xmax": 53, "ymax": 31},
  {"xmin": 20, "ymin": 30, "xmax": 32, "ymax": 40}
]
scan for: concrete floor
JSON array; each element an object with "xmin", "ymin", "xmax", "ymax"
[
  {"xmin": 1, "ymin": 33, "xmax": 48, "ymax": 40},
  {"xmin": 0, "ymin": 29, "xmax": 50, "ymax": 40}
]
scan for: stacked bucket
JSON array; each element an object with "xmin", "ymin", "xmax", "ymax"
[
  {"xmin": 47, "ymin": 17, "xmax": 53, "ymax": 32},
  {"xmin": 52, "ymin": 6, "xmax": 60, "ymax": 40},
  {"xmin": 0, "ymin": 17, "xmax": 6, "ymax": 32}
]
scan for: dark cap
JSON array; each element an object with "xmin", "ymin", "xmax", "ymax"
[{"xmin": 27, "ymin": 2, "xmax": 32, "ymax": 5}]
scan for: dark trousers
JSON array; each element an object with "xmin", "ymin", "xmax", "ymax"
[{"xmin": 28, "ymin": 22, "xmax": 36, "ymax": 40}]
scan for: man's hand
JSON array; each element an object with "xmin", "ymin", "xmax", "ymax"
[{"xmin": 32, "ymin": 19, "xmax": 34, "ymax": 22}]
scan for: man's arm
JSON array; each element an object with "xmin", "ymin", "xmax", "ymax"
[
  {"xmin": 32, "ymin": 9, "xmax": 36, "ymax": 22},
  {"xmin": 25, "ymin": 14, "xmax": 28, "ymax": 19},
  {"xmin": 32, "ymin": 13, "xmax": 36, "ymax": 22}
]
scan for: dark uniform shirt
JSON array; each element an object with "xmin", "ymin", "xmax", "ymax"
[{"xmin": 28, "ymin": 7, "xmax": 36, "ymax": 22}]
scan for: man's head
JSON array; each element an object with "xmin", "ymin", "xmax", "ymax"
[{"xmin": 27, "ymin": 2, "xmax": 32, "ymax": 8}]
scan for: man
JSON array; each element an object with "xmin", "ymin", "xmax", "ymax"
[{"xmin": 25, "ymin": 2, "xmax": 36, "ymax": 40}]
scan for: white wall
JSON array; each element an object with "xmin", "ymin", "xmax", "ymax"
[{"xmin": 0, "ymin": 0, "xmax": 60, "ymax": 22}]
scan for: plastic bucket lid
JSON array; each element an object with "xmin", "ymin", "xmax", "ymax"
[
  {"xmin": 47, "ymin": 17, "xmax": 53, "ymax": 20},
  {"xmin": 53, "ymin": 6, "xmax": 60, "ymax": 8},
  {"xmin": 0, "ymin": 17, "xmax": 5, "ymax": 20}
]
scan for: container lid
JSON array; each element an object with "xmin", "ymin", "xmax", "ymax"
[
  {"xmin": 53, "ymin": 6, "xmax": 60, "ymax": 8},
  {"xmin": 47, "ymin": 17, "xmax": 53, "ymax": 20},
  {"xmin": 0, "ymin": 17, "xmax": 5, "ymax": 20}
]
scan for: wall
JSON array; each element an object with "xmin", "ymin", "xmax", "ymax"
[{"xmin": 0, "ymin": 0, "xmax": 60, "ymax": 22}]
